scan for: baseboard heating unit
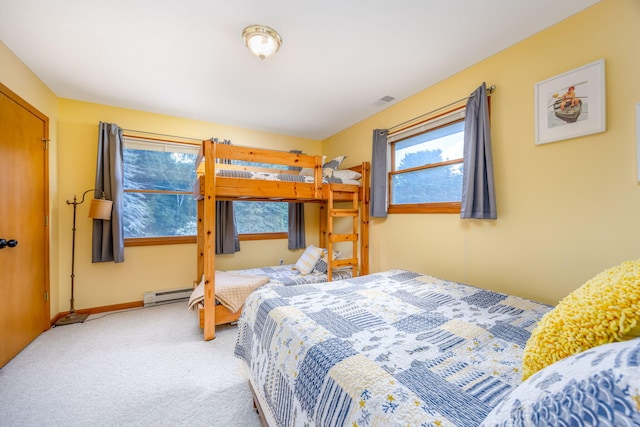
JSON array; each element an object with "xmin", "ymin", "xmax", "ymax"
[{"xmin": 143, "ymin": 287, "xmax": 192, "ymax": 307}]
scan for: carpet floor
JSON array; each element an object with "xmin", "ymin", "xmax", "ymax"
[{"xmin": 0, "ymin": 302, "xmax": 261, "ymax": 427}]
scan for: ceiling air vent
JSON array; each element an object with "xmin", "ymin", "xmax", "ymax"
[{"xmin": 373, "ymin": 95, "xmax": 396, "ymax": 107}]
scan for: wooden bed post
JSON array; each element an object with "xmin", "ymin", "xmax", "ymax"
[
  {"xmin": 203, "ymin": 140, "xmax": 216, "ymax": 341},
  {"xmin": 196, "ymin": 199, "xmax": 204, "ymax": 280},
  {"xmin": 314, "ymin": 155, "xmax": 323, "ymax": 199},
  {"xmin": 360, "ymin": 162, "xmax": 370, "ymax": 275},
  {"xmin": 319, "ymin": 203, "xmax": 327, "ymax": 248}
]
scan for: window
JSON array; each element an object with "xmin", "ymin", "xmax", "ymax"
[
  {"xmin": 388, "ymin": 107, "xmax": 465, "ymax": 214},
  {"xmin": 234, "ymin": 201, "xmax": 288, "ymax": 238},
  {"xmin": 231, "ymin": 159, "xmax": 289, "ymax": 240},
  {"xmin": 123, "ymin": 137, "xmax": 200, "ymax": 244}
]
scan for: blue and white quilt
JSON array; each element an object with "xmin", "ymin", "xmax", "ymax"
[
  {"xmin": 228, "ymin": 264, "xmax": 352, "ymax": 287},
  {"xmin": 234, "ymin": 269, "xmax": 552, "ymax": 427}
]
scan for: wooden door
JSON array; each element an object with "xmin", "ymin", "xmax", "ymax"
[{"xmin": 0, "ymin": 82, "xmax": 50, "ymax": 368}]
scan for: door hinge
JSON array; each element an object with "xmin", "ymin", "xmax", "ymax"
[
  {"xmin": 44, "ymin": 215, "xmax": 49, "ymax": 226},
  {"xmin": 45, "ymin": 291, "xmax": 49, "ymax": 302},
  {"xmin": 41, "ymin": 138, "xmax": 50, "ymax": 150}
]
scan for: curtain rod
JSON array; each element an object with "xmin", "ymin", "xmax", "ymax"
[
  {"xmin": 388, "ymin": 84, "xmax": 495, "ymax": 133},
  {"xmin": 122, "ymin": 128, "xmax": 203, "ymax": 142}
]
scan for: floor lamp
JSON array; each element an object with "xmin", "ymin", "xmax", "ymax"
[{"xmin": 55, "ymin": 189, "xmax": 113, "ymax": 326}]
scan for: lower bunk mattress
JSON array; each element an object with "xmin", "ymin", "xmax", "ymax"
[
  {"xmin": 228, "ymin": 264, "xmax": 352, "ymax": 287},
  {"xmin": 188, "ymin": 265, "xmax": 352, "ymax": 316},
  {"xmin": 234, "ymin": 269, "xmax": 552, "ymax": 427}
]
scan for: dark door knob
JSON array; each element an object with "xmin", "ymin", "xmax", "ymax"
[{"xmin": 0, "ymin": 239, "xmax": 17, "ymax": 249}]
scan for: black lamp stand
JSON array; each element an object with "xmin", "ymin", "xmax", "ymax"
[{"xmin": 55, "ymin": 189, "xmax": 111, "ymax": 326}]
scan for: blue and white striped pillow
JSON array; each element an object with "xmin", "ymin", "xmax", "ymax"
[{"xmin": 322, "ymin": 155, "xmax": 346, "ymax": 177}]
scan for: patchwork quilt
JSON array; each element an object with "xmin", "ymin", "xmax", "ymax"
[
  {"xmin": 228, "ymin": 264, "xmax": 352, "ymax": 287},
  {"xmin": 234, "ymin": 269, "xmax": 552, "ymax": 427}
]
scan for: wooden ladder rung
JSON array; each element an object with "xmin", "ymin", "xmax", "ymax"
[
  {"xmin": 330, "ymin": 209, "xmax": 358, "ymax": 217},
  {"xmin": 329, "ymin": 184, "xmax": 359, "ymax": 193},
  {"xmin": 331, "ymin": 258, "xmax": 358, "ymax": 268},
  {"xmin": 330, "ymin": 233, "xmax": 358, "ymax": 243}
]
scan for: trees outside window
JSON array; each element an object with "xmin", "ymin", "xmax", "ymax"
[
  {"xmin": 233, "ymin": 201, "xmax": 287, "ymax": 234},
  {"xmin": 123, "ymin": 140, "xmax": 291, "ymax": 244},
  {"xmin": 389, "ymin": 112, "xmax": 465, "ymax": 214},
  {"xmin": 123, "ymin": 138, "xmax": 199, "ymax": 243},
  {"xmin": 231, "ymin": 159, "xmax": 288, "ymax": 236}
]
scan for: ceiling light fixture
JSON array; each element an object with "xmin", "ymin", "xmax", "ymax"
[{"xmin": 242, "ymin": 25, "xmax": 282, "ymax": 60}]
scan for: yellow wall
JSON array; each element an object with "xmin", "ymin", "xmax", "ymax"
[
  {"xmin": 0, "ymin": 42, "xmax": 61, "ymax": 313},
  {"xmin": 3, "ymin": 0, "xmax": 639, "ymax": 316},
  {"xmin": 324, "ymin": 0, "xmax": 640, "ymax": 304},
  {"xmin": 57, "ymin": 100, "xmax": 321, "ymax": 310}
]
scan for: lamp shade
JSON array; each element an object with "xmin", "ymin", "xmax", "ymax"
[
  {"xmin": 88, "ymin": 198, "xmax": 113, "ymax": 220},
  {"xmin": 242, "ymin": 25, "xmax": 282, "ymax": 60}
]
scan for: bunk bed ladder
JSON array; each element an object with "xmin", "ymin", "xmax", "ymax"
[{"xmin": 327, "ymin": 185, "xmax": 360, "ymax": 281}]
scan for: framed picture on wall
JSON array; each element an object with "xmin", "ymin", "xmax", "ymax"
[{"xmin": 534, "ymin": 59, "xmax": 606, "ymax": 145}]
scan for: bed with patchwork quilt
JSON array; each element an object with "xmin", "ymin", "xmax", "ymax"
[{"xmin": 234, "ymin": 269, "xmax": 553, "ymax": 427}]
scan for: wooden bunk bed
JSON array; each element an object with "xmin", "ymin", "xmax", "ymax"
[{"xmin": 192, "ymin": 139, "xmax": 370, "ymax": 341}]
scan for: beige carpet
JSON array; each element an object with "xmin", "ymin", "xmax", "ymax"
[{"xmin": 0, "ymin": 302, "xmax": 261, "ymax": 427}]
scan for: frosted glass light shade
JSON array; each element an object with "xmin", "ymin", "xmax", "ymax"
[{"xmin": 242, "ymin": 25, "xmax": 282, "ymax": 60}]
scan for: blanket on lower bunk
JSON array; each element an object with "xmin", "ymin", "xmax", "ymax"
[
  {"xmin": 188, "ymin": 271, "xmax": 269, "ymax": 312},
  {"xmin": 188, "ymin": 265, "xmax": 352, "ymax": 313},
  {"xmin": 234, "ymin": 269, "xmax": 552, "ymax": 427}
]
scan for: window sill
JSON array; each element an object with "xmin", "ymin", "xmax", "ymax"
[
  {"xmin": 239, "ymin": 232, "xmax": 288, "ymax": 241},
  {"xmin": 124, "ymin": 232, "xmax": 288, "ymax": 246},
  {"xmin": 125, "ymin": 236, "xmax": 196, "ymax": 246},
  {"xmin": 388, "ymin": 202, "xmax": 461, "ymax": 214}
]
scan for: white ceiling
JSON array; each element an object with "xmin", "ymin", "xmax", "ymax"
[{"xmin": 0, "ymin": 0, "xmax": 599, "ymax": 140}]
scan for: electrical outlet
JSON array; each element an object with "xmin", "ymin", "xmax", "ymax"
[{"xmin": 279, "ymin": 259, "xmax": 284, "ymax": 265}]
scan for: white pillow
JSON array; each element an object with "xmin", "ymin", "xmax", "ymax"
[
  {"xmin": 332, "ymin": 169, "xmax": 361, "ymax": 181},
  {"xmin": 294, "ymin": 245, "xmax": 324, "ymax": 275}
]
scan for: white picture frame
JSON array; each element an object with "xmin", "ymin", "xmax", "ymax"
[{"xmin": 534, "ymin": 59, "xmax": 606, "ymax": 145}]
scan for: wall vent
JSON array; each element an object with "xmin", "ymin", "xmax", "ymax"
[
  {"xmin": 373, "ymin": 95, "xmax": 396, "ymax": 107},
  {"xmin": 143, "ymin": 287, "xmax": 192, "ymax": 307}
]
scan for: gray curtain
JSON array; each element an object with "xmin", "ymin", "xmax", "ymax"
[
  {"xmin": 288, "ymin": 150, "xmax": 306, "ymax": 249},
  {"xmin": 461, "ymin": 83, "xmax": 497, "ymax": 219},
  {"xmin": 288, "ymin": 203, "xmax": 305, "ymax": 249},
  {"xmin": 93, "ymin": 122, "xmax": 125, "ymax": 263},
  {"xmin": 216, "ymin": 200, "xmax": 240, "ymax": 254},
  {"xmin": 214, "ymin": 139, "xmax": 240, "ymax": 254},
  {"xmin": 371, "ymin": 129, "xmax": 389, "ymax": 218}
]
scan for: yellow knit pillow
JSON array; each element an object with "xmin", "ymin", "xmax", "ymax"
[{"xmin": 521, "ymin": 259, "xmax": 640, "ymax": 380}]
